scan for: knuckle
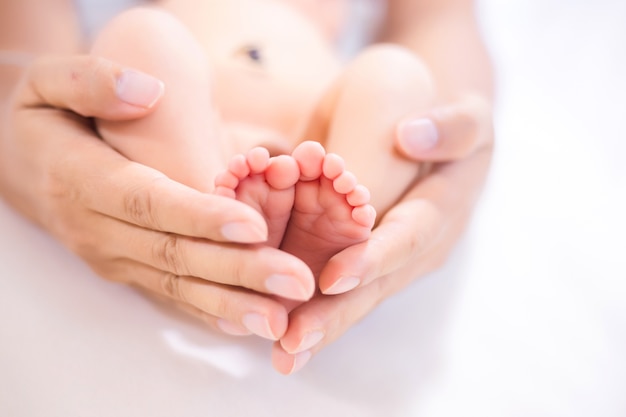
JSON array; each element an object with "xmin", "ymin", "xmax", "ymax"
[
  {"xmin": 73, "ymin": 56, "xmax": 117, "ymax": 115},
  {"xmin": 123, "ymin": 179, "xmax": 163, "ymax": 228},
  {"xmin": 69, "ymin": 56, "xmax": 104, "ymax": 98},
  {"xmin": 153, "ymin": 233, "xmax": 188, "ymax": 275},
  {"xmin": 17, "ymin": 56, "xmax": 51, "ymax": 107},
  {"xmin": 81, "ymin": 55, "xmax": 116, "ymax": 84},
  {"xmin": 160, "ymin": 273, "xmax": 186, "ymax": 301},
  {"xmin": 92, "ymin": 57, "xmax": 119, "ymax": 91},
  {"xmin": 38, "ymin": 164, "xmax": 118, "ymax": 275},
  {"xmin": 161, "ymin": 275, "xmax": 231, "ymax": 320},
  {"xmin": 229, "ymin": 258, "xmax": 247, "ymax": 287},
  {"xmin": 124, "ymin": 188, "xmax": 151, "ymax": 224},
  {"xmin": 206, "ymin": 290, "xmax": 231, "ymax": 319}
]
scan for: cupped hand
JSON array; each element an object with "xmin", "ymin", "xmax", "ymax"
[
  {"xmin": 0, "ymin": 55, "xmax": 317, "ymax": 341},
  {"xmin": 272, "ymin": 95, "xmax": 495, "ymax": 374}
]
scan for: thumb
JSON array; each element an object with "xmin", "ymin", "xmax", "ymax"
[
  {"xmin": 19, "ymin": 54, "xmax": 164, "ymax": 120},
  {"xmin": 395, "ymin": 94, "xmax": 493, "ymax": 162}
]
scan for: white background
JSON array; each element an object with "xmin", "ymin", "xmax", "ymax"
[{"xmin": 1, "ymin": 1, "xmax": 625, "ymax": 415}]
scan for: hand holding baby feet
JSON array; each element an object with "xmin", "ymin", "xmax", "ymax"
[
  {"xmin": 215, "ymin": 142, "xmax": 375, "ymax": 319},
  {"xmin": 215, "ymin": 141, "xmax": 376, "ymax": 282}
]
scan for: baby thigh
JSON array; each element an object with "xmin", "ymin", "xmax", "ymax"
[
  {"xmin": 91, "ymin": 7, "xmax": 227, "ymax": 192},
  {"xmin": 323, "ymin": 45, "xmax": 435, "ymax": 214}
]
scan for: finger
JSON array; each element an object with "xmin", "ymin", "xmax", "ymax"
[
  {"xmin": 274, "ymin": 208, "xmax": 473, "ymax": 375},
  {"xmin": 68, "ymin": 204, "xmax": 314, "ymax": 301},
  {"xmin": 395, "ymin": 94, "xmax": 494, "ymax": 161},
  {"xmin": 319, "ymin": 140, "xmax": 493, "ymax": 294},
  {"xmin": 19, "ymin": 54, "xmax": 164, "ymax": 119},
  {"xmin": 25, "ymin": 111, "xmax": 271, "ymax": 243},
  {"xmin": 171, "ymin": 301, "xmax": 252, "ymax": 337},
  {"xmin": 318, "ymin": 198, "xmax": 441, "ymax": 294},
  {"xmin": 272, "ymin": 275, "xmax": 400, "ymax": 374},
  {"xmin": 107, "ymin": 220, "xmax": 316, "ymax": 301},
  {"xmin": 105, "ymin": 260, "xmax": 289, "ymax": 341},
  {"xmin": 92, "ymin": 161, "xmax": 271, "ymax": 244}
]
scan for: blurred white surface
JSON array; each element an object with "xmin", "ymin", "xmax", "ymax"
[{"xmin": 1, "ymin": 1, "xmax": 625, "ymax": 416}]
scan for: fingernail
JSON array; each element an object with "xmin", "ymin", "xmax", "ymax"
[
  {"xmin": 217, "ymin": 319, "xmax": 252, "ymax": 336},
  {"xmin": 265, "ymin": 274, "xmax": 311, "ymax": 301},
  {"xmin": 398, "ymin": 118, "xmax": 439, "ymax": 156},
  {"xmin": 294, "ymin": 331, "xmax": 324, "ymax": 353},
  {"xmin": 323, "ymin": 276, "xmax": 360, "ymax": 295},
  {"xmin": 289, "ymin": 350, "xmax": 312, "ymax": 374},
  {"xmin": 221, "ymin": 221, "xmax": 267, "ymax": 243},
  {"xmin": 116, "ymin": 69, "xmax": 164, "ymax": 108},
  {"xmin": 242, "ymin": 313, "xmax": 277, "ymax": 340}
]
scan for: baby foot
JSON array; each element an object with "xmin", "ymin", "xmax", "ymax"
[
  {"xmin": 215, "ymin": 147, "xmax": 300, "ymax": 247},
  {"xmin": 281, "ymin": 141, "xmax": 376, "ymax": 279}
]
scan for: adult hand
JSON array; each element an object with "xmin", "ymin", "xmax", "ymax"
[
  {"xmin": 272, "ymin": 94, "xmax": 494, "ymax": 374},
  {"xmin": 0, "ymin": 55, "xmax": 317, "ymax": 341}
]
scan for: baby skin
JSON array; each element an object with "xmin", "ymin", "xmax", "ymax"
[{"xmin": 214, "ymin": 141, "xmax": 375, "ymax": 285}]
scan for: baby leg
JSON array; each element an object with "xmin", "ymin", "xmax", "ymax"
[
  {"xmin": 91, "ymin": 7, "xmax": 228, "ymax": 192},
  {"xmin": 320, "ymin": 45, "xmax": 436, "ymax": 214}
]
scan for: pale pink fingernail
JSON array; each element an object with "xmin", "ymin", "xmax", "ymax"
[
  {"xmin": 242, "ymin": 313, "xmax": 277, "ymax": 340},
  {"xmin": 289, "ymin": 350, "xmax": 312, "ymax": 374},
  {"xmin": 116, "ymin": 69, "xmax": 164, "ymax": 108},
  {"xmin": 265, "ymin": 274, "xmax": 311, "ymax": 301},
  {"xmin": 398, "ymin": 118, "xmax": 439, "ymax": 156},
  {"xmin": 294, "ymin": 331, "xmax": 324, "ymax": 353},
  {"xmin": 323, "ymin": 276, "xmax": 360, "ymax": 295},
  {"xmin": 221, "ymin": 221, "xmax": 267, "ymax": 243}
]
